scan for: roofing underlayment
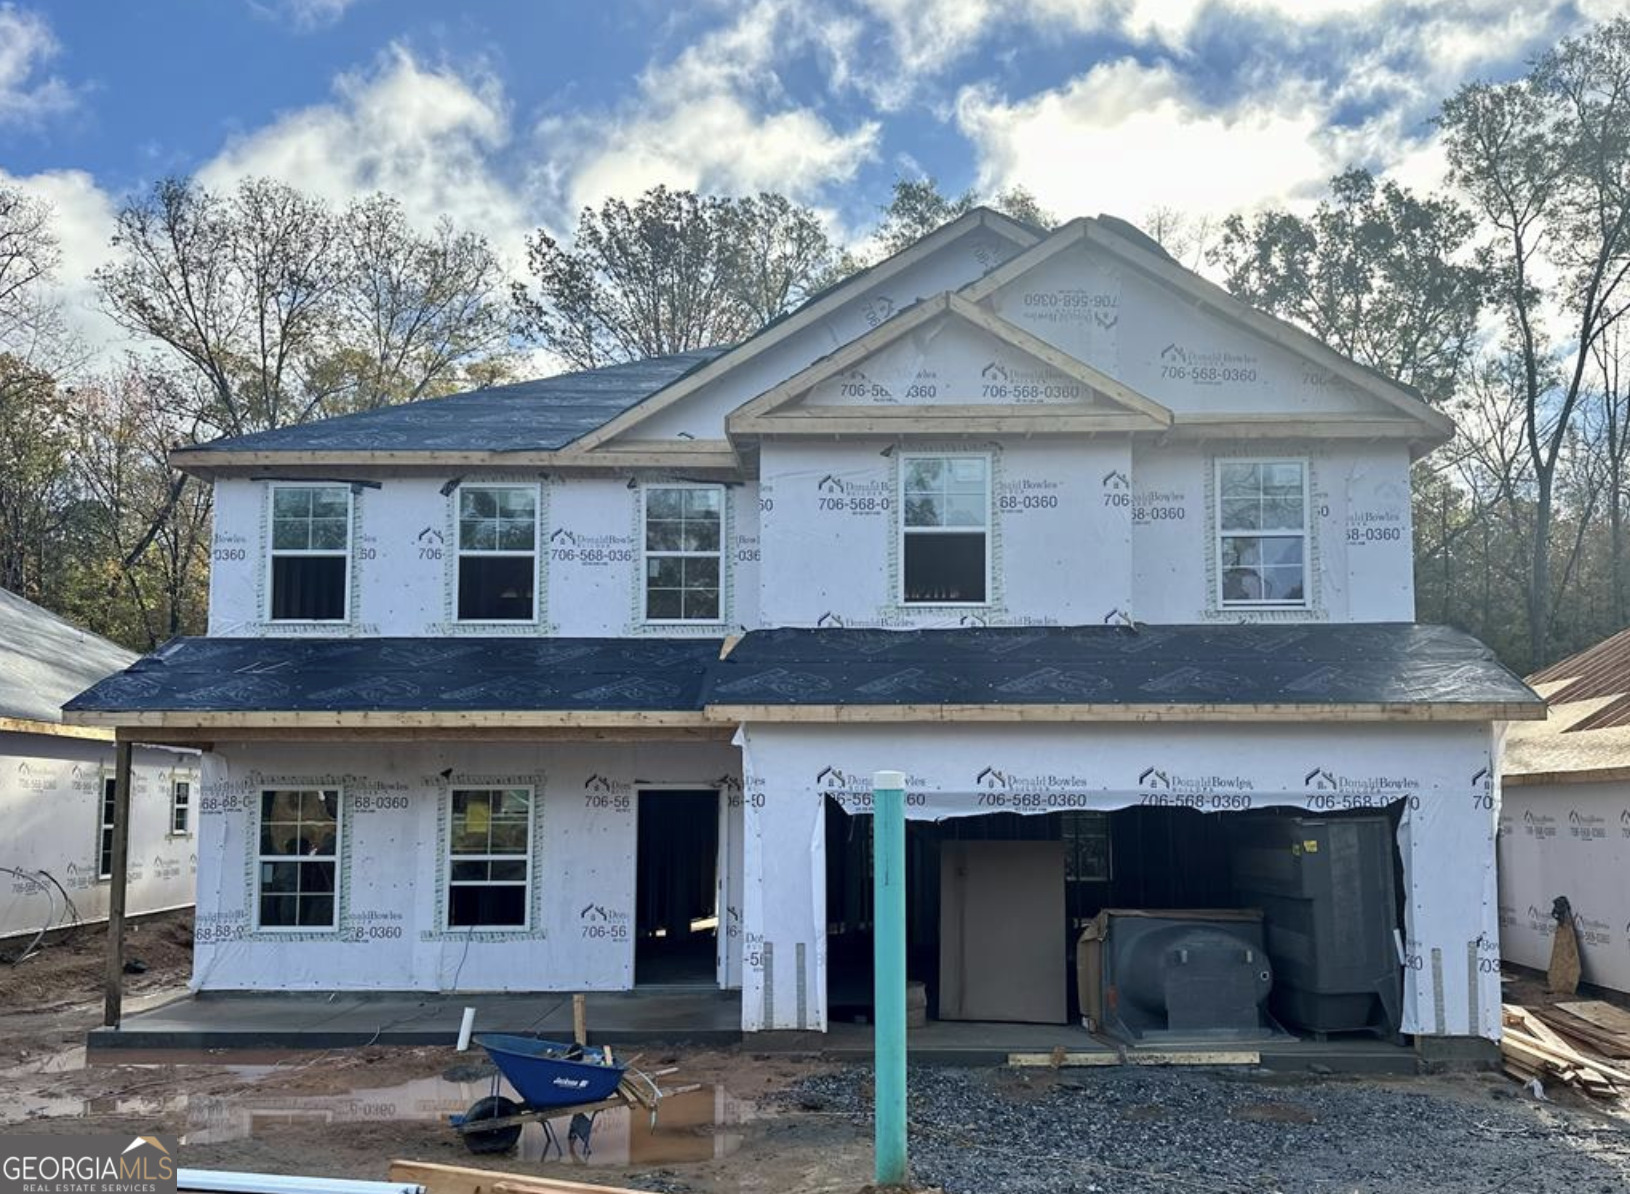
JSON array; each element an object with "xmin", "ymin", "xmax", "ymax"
[
  {"xmin": 66, "ymin": 624, "xmax": 1539, "ymax": 716},
  {"xmin": 65, "ymin": 636, "xmax": 725, "ymax": 713},
  {"xmin": 0, "ymin": 587, "xmax": 136, "ymax": 725},
  {"xmin": 706, "ymin": 624, "xmax": 1539, "ymax": 708},
  {"xmin": 170, "ymin": 348, "xmax": 729, "ymax": 457},
  {"xmin": 1506, "ymin": 628, "xmax": 1630, "ymax": 781}
]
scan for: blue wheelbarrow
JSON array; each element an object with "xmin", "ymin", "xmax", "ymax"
[{"xmin": 452, "ymin": 1034, "xmax": 671, "ymax": 1157}]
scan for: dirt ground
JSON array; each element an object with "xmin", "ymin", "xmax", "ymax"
[{"xmin": 3, "ymin": 939, "xmax": 1630, "ymax": 1193}]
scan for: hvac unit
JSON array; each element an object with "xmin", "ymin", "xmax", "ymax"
[
  {"xmin": 1077, "ymin": 909, "xmax": 1283, "ymax": 1043},
  {"xmin": 1228, "ymin": 813, "xmax": 1403, "ymax": 1040}
]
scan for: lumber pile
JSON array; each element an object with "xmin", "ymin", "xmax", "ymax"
[
  {"xmin": 1501, "ymin": 1004, "xmax": 1630, "ymax": 1099},
  {"xmin": 1530, "ymin": 1001, "xmax": 1630, "ymax": 1059},
  {"xmin": 389, "ymin": 1160, "xmax": 643, "ymax": 1194}
]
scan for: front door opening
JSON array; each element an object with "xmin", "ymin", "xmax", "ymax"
[{"xmin": 636, "ymin": 788, "xmax": 720, "ymax": 986}]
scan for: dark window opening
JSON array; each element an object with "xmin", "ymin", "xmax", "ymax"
[
  {"xmin": 98, "ymin": 777, "xmax": 116, "ymax": 879},
  {"xmin": 458, "ymin": 556, "xmax": 536, "ymax": 621},
  {"xmin": 903, "ymin": 533, "xmax": 987, "ymax": 604},
  {"xmin": 271, "ymin": 556, "xmax": 347, "ymax": 621}
]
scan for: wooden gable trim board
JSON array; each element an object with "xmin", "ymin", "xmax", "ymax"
[
  {"xmin": 730, "ymin": 410, "xmax": 1162, "ymax": 436},
  {"xmin": 63, "ymin": 709, "xmax": 719, "ymax": 730},
  {"xmin": 0, "ymin": 714, "xmax": 114, "ymax": 741},
  {"xmin": 1503, "ymin": 765, "xmax": 1630, "ymax": 787},
  {"xmin": 958, "ymin": 217, "xmax": 1455, "ymax": 444},
  {"xmin": 568, "ymin": 209, "xmax": 1043, "ymax": 453},
  {"xmin": 726, "ymin": 292, "xmax": 1173, "ymax": 433},
  {"xmin": 703, "ymin": 701, "xmax": 1544, "ymax": 723},
  {"xmin": 171, "ymin": 442, "xmax": 743, "ymax": 475}
]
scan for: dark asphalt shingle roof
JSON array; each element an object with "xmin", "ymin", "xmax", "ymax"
[
  {"xmin": 703, "ymin": 624, "xmax": 1541, "ymax": 708},
  {"xmin": 65, "ymin": 637, "xmax": 725, "ymax": 713},
  {"xmin": 0, "ymin": 587, "xmax": 136, "ymax": 725},
  {"xmin": 175, "ymin": 348, "xmax": 729, "ymax": 457},
  {"xmin": 66, "ymin": 624, "xmax": 1539, "ymax": 715}
]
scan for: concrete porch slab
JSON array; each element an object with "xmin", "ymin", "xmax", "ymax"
[{"xmin": 87, "ymin": 988, "xmax": 743, "ymax": 1055}]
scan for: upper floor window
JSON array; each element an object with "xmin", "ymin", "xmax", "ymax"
[
  {"xmin": 457, "ymin": 485, "xmax": 539, "ymax": 622},
  {"xmin": 1218, "ymin": 460, "xmax": 1308, "ymax": 607},
  {"xmin": 269, "ymin": 485, "xmax": 351, "ymax": 622},
  {"xmin": 901, "ymin": 454, "xmax": 989, "ymax": 605},
  {"xmin": 643, "ymin": 485, "xmax": 723, "ymax": 622}
]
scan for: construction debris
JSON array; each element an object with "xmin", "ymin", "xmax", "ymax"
[
  {"xmin": 1501, "ymin": 1003, "xmax": 1630, "ymax": 1099},
  {"xmin": 388, "ymin": 1160, "xmax": 643, "ymax": 1194}
]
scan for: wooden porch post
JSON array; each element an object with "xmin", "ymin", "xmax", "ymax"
[{"xmin": 104, "ymin": 733, "xmax": 134, "ymax": 1028}]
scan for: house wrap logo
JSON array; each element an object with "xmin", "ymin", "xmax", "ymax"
[
  {"xmin": 1622, "ymin": 808, "xmax": 1630, "ymax": 839},
  {"xmin": 1569, "ymin": 808, "xmax": 1608, "ymax": 841},
  {"xmin": 1136, "ymin": 765, "xmax": 1254, "ymax": 810},
  {"xmin": 1523, "ymin": 809, "xmax": 1559, "ymax": 838},
  {"xmin": 981, "ymin": 361, "xmax": 1009, "ymax": 383},
  {"xmin": 1525, "ymin": 904, "xmax": 1558, "ymax": 935},
  {"xmin": 1, "ymin": 1133, "xmax": 176, "ymax": 1194},
  {"xmin": 1102, "ymin": 470, "xmax": 1129, "ymax": 492}
]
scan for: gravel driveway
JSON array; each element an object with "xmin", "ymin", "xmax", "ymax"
[{"xmin": 787, "ymin": 1064, "xmax": 1630, "ymax": 1193}]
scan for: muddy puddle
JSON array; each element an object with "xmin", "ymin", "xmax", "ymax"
[{"xmin": 4, "ymin": 1049, "xmax": 750, "ymax": 1168}]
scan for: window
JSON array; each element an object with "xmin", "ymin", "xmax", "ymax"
[
  {"xmin": 901, "ymin": 455, "xmax": 989, "ymax": 605},
  {"xmin": 270, "ymin": 485, "xmax": 351, "ymax": 622},
  {"xmin": 643, "ymin": 486, "xmax": 722, "ymax": 622},
  {"xmin": 448, "ymin": 788, "xmax": 532, "ymax": 928},
  {"xmin": 257, "ymin": 789, "xmax": 341, "ymax": 930},
  {"xmin": 456, "ymin": 485, "xmax": 538, "ymax": 622},
  {"xmin": 98, "ymin": 777, "xmax": 116, "ymax": 880},
  {"xmin": 1218, "ymin": 460, "xmax": 1308, "ymax": 607},
  {"xmin": 171, "ymin": 778, "xmax": 191, "ymax": 836}
]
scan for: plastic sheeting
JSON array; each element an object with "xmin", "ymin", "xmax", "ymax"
[{"xmin": 737, "ymin": 721, "xmax": 1504, "ymax": 1039}]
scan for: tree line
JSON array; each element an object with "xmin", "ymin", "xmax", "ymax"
[{"xmin": 4, "ymin": 18, "xmax": 1629, "ymax": 676}]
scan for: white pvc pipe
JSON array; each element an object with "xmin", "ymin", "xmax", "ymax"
[
  {"xmin": 179, "ymin": 1170, "xmax": 422, "ymax": 1194},
  {"xmin": 456, "ymin": 1005, "xmax": 476, "ymax": 1051}
]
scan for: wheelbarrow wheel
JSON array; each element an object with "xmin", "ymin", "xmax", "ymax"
[{"xmin": 461, "ymin": 1095, "xmax": 523, "ymax": 1155}]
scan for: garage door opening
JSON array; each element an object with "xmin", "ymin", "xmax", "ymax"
[
  {"xmin": 636, "ymin": 788, "xmax": 720, "ymax": 987},
  {"xmin": 824, "ymin": 798, "xmax": 1408, "ymax": 1039}
]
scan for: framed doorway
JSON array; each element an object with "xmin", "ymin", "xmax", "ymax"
[{"xmin": 635, "ymin": 788, "xmax": 720, "ymax": 986}]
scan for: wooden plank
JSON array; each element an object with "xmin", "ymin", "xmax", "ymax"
[
  {"xmin": 388, "ymin": 1161, "xmax": 644, "ymax": 1194},
  {"xmin": 1007, "ymin": 1050, "xmax": 1260, "ymax": 1067},
  {"xmin": 63, "ymin": 709, "xmax": 720, "ymax": 730},
  {"xmin": 1557, "ymin": 1001, "xmax": 1630, "ymax": 1039},
  {"xmin": 171, "ymin": 447, "xmax": 742, "ymax": 472},
  {"xmin": 0, "ymin": 715, "xmax": 115, "ymax": 741},
  {"xmin": 104, "ymin": 736, "xmax": 134, "ymax": 1028}
]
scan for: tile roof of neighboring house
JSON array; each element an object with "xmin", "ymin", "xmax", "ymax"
[
  {"xmin": 171, "ymin": 348, "xmax": 729, "ymax": 458},
  {"xmin": 1506, "ymin": 628, "xmax": 1630, "ymax": 783},
  {"xmin": 0, "ymin": 587, "xmax": 137, "ymax": 726},
  {"xmin": 704, "ymin": 624, "xmax": 1541, "ymax": 710}
]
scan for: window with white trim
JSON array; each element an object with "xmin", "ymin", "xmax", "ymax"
[
  {"xmin": 269, "ymin": 485, "xmax": 351, "ymax": 622},
  {"xmin": 642, "ymin": 485, "xmax": 723, "ymax": 622},
  {"xmin": 171, "ymin": 778, "xmax": 191, "ymax": 836},
  {"xmin": 98, "ymin": 776, "xmax": 116, "ymax": 880},
  {"xmin": 257, "ymin": 789, "xmax": 341, "ymax": 930},
  {"xmin": 901, "ymin": 454, "xmax": 990, "ymax": 605},
  {"xmin": 448, "ymin": 788, "xmax": 532, "ymax": 928},
  {"xmin": 1218, "ymin": 460, "xmax": 1308, "ymax": 607},
  {"xmin": 456, "ymin": 485, "xmax": 539, "ymax": 621}
]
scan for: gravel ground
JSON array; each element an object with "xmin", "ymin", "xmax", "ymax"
[{"xmin": 785, "ymin": 1065, "xmax": 1630, "ymax": 1194}]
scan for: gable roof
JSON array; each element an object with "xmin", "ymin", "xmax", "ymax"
[
  {"xmin": 172, "ymin": 348, "xmax": 728, "ymax": 469},
  {"xmin": 727, "ymin": 291, "xmax": 1172, "ymax": 436},
  {"xmin": 567, "ymin": 207, "xmax": 1043, "ymax": 451},
  {"xmin": 1505, "ymin": 628, "xmax": 1630, "ymax": 784},
  {"xmin": 0, "ymin": 587, "xmax": 135, "ymax": 733},
  {"xmin": 960, "ymin": 217, "xmax": 1457, "ymax": 445}
]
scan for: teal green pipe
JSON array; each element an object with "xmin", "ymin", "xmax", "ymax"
[{"xmin": 872, "ymin": 769, "xmax": 908, "ymax": 1186}]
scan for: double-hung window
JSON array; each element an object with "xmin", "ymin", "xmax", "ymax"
[
  {"xmin": 643, "ymin": 486, "xmax": 723, "ymax": 622},
  {"xmin": 269, "ymin": 485, "xmax": 351, "ymax": 622},
  {"xmin": 901, "ymin": 454, "xmax": 990, "ymax": 605},
  {"xmin": 257, "ymin": 789, "xmax": 341, "ymax": 930},
  {"xmin": 98, "ymin": 777, "xmax": 117, "ymax": 880},
  {"xmin": 171, "ymin": 778, "xmax": 191, "ymax": 836},
  {"xmin": 1218, "ymin": 460, "xmax": 1308, "ymax": 607},
  {"xmin": 448, "ymin": 788, "xmax": 532, "ymax": 928},
  {"xmin": 456, "ymin": 485, "xmax": 539, "ymax": 622}
]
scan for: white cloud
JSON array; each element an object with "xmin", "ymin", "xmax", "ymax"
[
  {"xmin": 199, "ymin": 45, "xmax": 534, "ymax": 262},
  {"xmin": 537, "ymin": 0, "xmax": 880, "ymax": 217},
  {"xmin": 255, "ymin": 0, "xmax": 365, "ymax": 33},
  {"xmin": 957, "ymin": 58, "xmax": 1343, "ymax": 224},
  {"xmin": 0, "ymin": 3, "xmax": 78, "ymax": 127}
]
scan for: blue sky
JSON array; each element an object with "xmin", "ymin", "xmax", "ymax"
[{"xmin": 0, "ymin": 0, "xmax": 1618, "ymax": 355}]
